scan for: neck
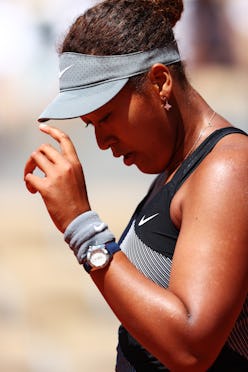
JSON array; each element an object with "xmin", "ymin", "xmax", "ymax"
[{"xmin": 166, "ymin": 85, "xmax": 217, "ymax": 175}]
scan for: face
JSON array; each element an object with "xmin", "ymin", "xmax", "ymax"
[{"xmin": 81, "ymin": 82, "xmax": 176, "ymax": 174}]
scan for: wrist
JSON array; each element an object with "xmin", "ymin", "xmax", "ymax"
[
  {"xmin": 83, "ymin": 241, "xmax": 120, "ymax": 273},
  {"xmin": 63, "ymin": 208, "xmax": 91, "ymax": 233},
  {"xmin": 64, "ymin": 211, "xmax": 116, "ymax": 265}
]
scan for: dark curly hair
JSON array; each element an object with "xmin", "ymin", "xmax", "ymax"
[{"xmin": 61, "ymin": 0, "xmax": 187, "ymax": 89}]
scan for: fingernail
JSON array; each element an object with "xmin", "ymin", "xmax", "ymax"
[{"xmin": 39, "ymin": 124, "xmax": 48, "ymax": 129}]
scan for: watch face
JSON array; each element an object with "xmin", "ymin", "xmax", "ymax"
[
  {"xmin": 88, "ymin": 246, "xmax": 110, "ymax": 268},
  {"xmin": 91, "ymin": 251, "xmax": 108, "ymax": 267}
]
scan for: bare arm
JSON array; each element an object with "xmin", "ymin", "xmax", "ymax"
[
  {"xmin": 24, "ymin": 126, "xmax": 248, "ymax": 371},
  {"xmin": 91, "ymin": 139, "xmax": 248, "ymax": 370}
]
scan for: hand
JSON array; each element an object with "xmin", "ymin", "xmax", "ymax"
[{"xmin": 24, "ymin": 124, "xmax": 91, "ymax": 233}]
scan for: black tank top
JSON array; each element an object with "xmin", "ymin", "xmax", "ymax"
[{"xmin": 118, "ymin": 127, "xmax": 248, "ymax": 371}]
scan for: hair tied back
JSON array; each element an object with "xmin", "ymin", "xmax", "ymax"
[{"xmin": 149, "ymin": 0, "xmax": 184, "ymax": 28}]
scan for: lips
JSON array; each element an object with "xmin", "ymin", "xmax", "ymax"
[
  {"xmin": 123, "ymin": 153, "xmax": 135, "ymax": 166},
  {"xmin": 112, "ymin": 150, "xmax": 122, "ymax": 158},
  {"xmin": 111, "ymin": 148, "xmax": 135, "ymax": 166}
]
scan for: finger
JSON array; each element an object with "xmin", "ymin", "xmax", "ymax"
[
  {"xmin": 39, "ymin": 124, "xmax": 80, "ymax": 162},
  {"xmin": 25, "ymin": 149, "xmax": 54, "ymax": 177},
  {"xmin": 38, "ymin": 143, "xmax": 63, "ymax": 165},
  {"xmin": 24, "ymin": 173, "xmax": 42, "ymax": 194},
  {"xmin": 24, "ymin": 155, "xmax": 39, "ymax": 178}
]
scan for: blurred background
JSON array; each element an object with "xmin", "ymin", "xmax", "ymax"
[{"xmin": 0, "ymin": 0, "xmax": 247, "ymax": 371}]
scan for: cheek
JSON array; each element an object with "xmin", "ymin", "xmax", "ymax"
[
  {"xmin": 123, "ymin": 92, "xmax": 174, "ymax": 158},
  {"xmin": 128, "ymin": 92, "xmax": 165, "ymax": 131},
  {"xmin": 129, "ymin": 121, "xmax": 175, "ymax": 172}
]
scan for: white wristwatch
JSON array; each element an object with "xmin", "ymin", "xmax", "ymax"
[{"xmin": 83, "ymin": 242, "xmax": 120, "ymax": 272}]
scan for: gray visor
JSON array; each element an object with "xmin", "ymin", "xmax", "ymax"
[{"xmin": 38, "ymin": 45, "xmax": 181, "ymax": 122}]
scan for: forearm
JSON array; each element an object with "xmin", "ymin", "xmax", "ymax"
[
  {"xmin": 91, "ymin": 252, "xmax": 206, "ymax": 370},
  {"xmin": 63, "ymin": 211, "xmax": 234, "ymax": 370}
]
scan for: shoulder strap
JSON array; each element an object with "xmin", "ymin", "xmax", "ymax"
[
  {"xmin": 170, "ymin": 126, "xmax": 247, "ymax": 194},
  {"xmin": 119, "ymin": 127, "xmax": 247, "ymax": 244}
]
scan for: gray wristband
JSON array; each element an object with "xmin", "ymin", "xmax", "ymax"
[{"xmin": 64, "ymin": 211, "xmax": 115, "ymax": 263}]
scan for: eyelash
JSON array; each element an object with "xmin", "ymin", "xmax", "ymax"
[
  {"xmin": 85, "ymin": 122, "xmax": 92, "ymax": 128},
  {"xmin": 84, "ymin": 112, "xmax": 111, "ymax": 128},
  {"xmin": 99, "ymin": 112, "xmax": 111, "ymax": 124}
]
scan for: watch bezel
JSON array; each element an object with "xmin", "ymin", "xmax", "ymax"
[{"xmin": 87, "ymin": 244, "xmax": 111, "ymax": 269}]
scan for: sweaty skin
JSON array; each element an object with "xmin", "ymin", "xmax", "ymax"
[{"xmin": 24, "ymin": 66, "xmax": 248, "ymax": 370}]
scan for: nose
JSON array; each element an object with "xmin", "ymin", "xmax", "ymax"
[{"xmin": 94, "ymin": 126, "xmax": 115, "ymax": 151}]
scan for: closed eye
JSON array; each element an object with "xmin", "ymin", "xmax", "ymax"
[
  {"xmin": 99, "ymin": 112, "xmax": 111, "ymax": 124},
  {"xmin": 84, "ymin": 121, "xmax": 92, "ymax": 128},
  {"xmin": 81, "ymin": 111, "xmax": 111, "ymax": 127}
]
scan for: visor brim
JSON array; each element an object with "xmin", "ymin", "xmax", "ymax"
[{"xmin": 38, "ymin": 78, "xmax": 128, "ymax": 122}]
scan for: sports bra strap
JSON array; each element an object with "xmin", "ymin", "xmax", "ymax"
[{"xmin": 170, "ymin": 127, "xmax": 247, "ymax": 194}]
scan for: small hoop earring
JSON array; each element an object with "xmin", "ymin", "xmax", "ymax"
[{"xmin": 161, "ymin": 96, "xmax": 172, "ymax": 111}]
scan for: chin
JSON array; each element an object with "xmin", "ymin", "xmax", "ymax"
[{"xmin": 135, "ymin": 162, "xmax": 165, "ymax": 175}]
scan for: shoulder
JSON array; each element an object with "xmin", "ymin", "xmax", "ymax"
[
  {"xmin": 192, "ymin": 129, "xmax": 248, "ymax": 189},
  {"xmin": 172, "ymin": 129, "xmax": 248, "ymax": 228},
  {"xmin": 212, "ymin": 127, "xmax": 248, "ymax": 159},
  {"xmin": 179, "ymin": 128, "xmax": 248, "ymax": 237},
  {"xmin": 170, "ymin": 129, "xmax": 248, "ymax": 302}
]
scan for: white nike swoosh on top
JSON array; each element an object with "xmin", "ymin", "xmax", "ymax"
[
  {"xmin": 138, "ymin": 213, "xmax": 159, "ymax": 226},
  {"xmin": 93, "ymin": 222, "xmax": 106, "ymax": 232},
  {"xmin": 59, "ymin": 65, "xmax": 73, "ymax": 79}
]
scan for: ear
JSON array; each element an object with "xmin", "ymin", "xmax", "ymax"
[{"xmin": 148, "ymin": 63, "xmax": 173, "ymax": 99}]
